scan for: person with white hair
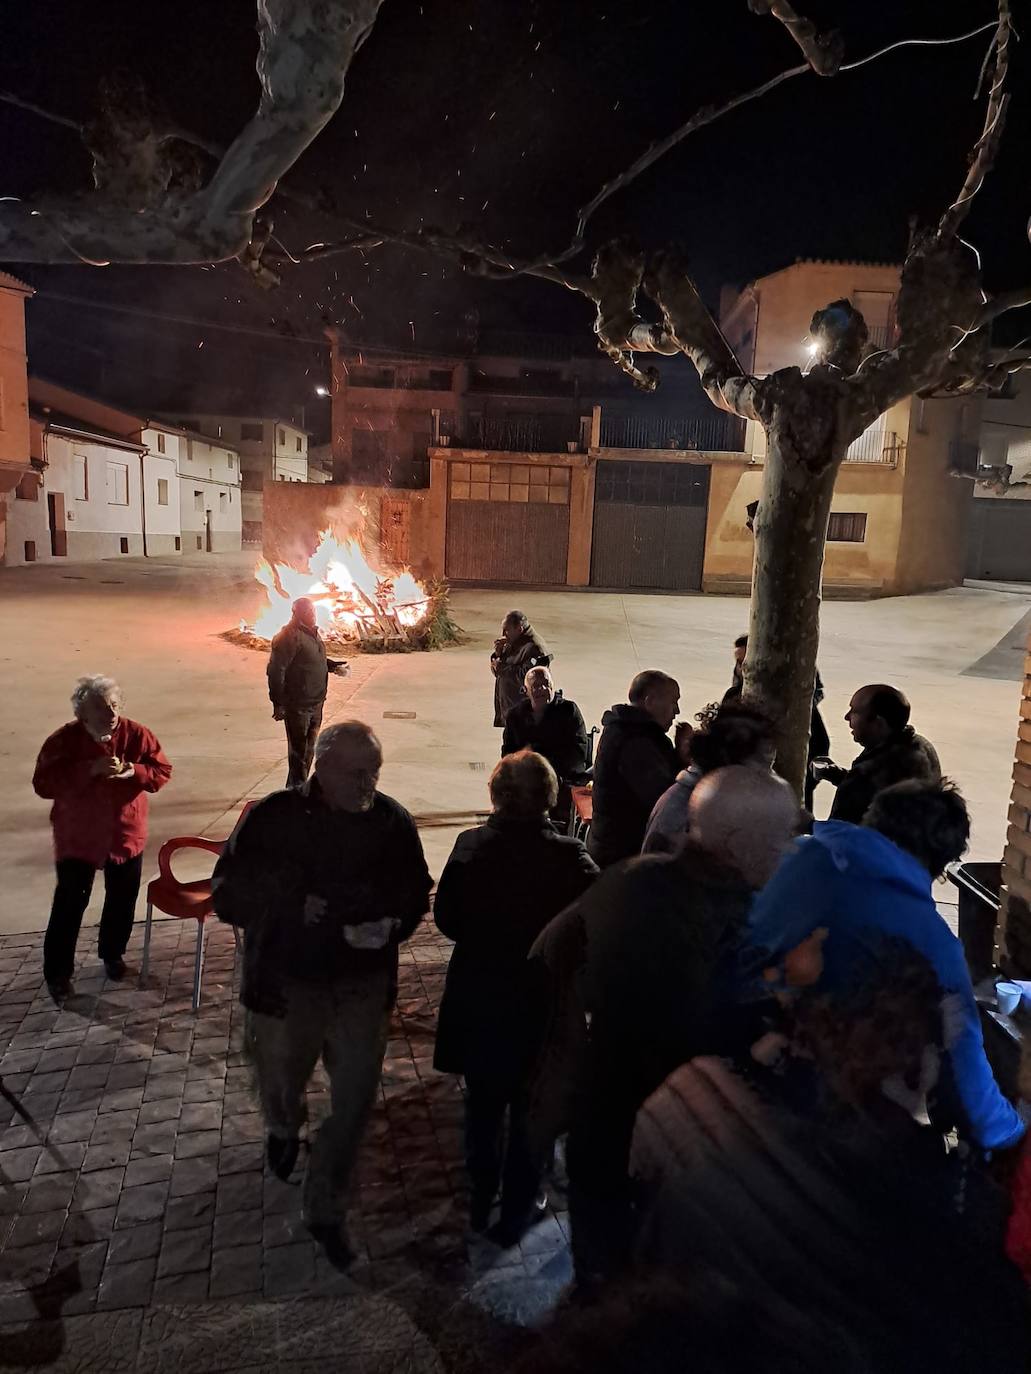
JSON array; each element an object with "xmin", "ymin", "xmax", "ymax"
[
  {"xmin": 212, "ymin": 719, "xmax": 432, "ymax": 1269},
  {"xmin": 32, "ymin": 674, "xmax": 172, "ymax": 1000}
]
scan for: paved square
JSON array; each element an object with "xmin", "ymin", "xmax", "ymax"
[{"xmin": 1, "ymin": 918, "xmax": 565, "ymax": 1372}]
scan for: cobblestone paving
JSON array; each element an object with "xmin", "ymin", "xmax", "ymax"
[{"xmin": 0, "ymin": 920, "xmax": 571, "ymax": 1372}]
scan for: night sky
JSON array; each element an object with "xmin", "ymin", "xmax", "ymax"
[{"xmin": 1, "ymin": 1, "xmax": 1028, "ymax": 433}]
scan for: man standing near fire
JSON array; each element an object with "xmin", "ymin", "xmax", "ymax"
[
  {"xmin": 268, "ymin": 596, "xmax": 349, "ymax": 788},
  {"xmin": 213, "ymin": 720, "xmax": 432, "ymax": 1268}
]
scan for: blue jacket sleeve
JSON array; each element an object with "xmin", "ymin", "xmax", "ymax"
[{"xmin": 933, "ymin": 935, "xmax": 1025, "ymax": 1151}]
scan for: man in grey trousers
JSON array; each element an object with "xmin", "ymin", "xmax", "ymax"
[{"xmin": 213, "ymin": 721, "xmax": 431, "ymax": 1267}]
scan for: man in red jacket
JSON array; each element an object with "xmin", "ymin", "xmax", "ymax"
[{"xmin": 33, "ymin": 674, "xmax": 172, "ymax": 1000}]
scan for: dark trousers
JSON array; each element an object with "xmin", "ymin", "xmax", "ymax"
[
  {"xmin": 43, "ymin": 854, "xmax": 143, "ymax": 982},
  {"xmin": 567, "ymin": 1047, "xmax": 643, "ymax": 1283},
  {"xmin": 464, "ymin": 1070, "xmax": 543, "ymax": 1226},
  {"xmin": 284, "ymin": 704, "xmax": 323, "ymax": 788}
]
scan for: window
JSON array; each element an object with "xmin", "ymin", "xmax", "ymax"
[
  {"xmin": 277, "ymin": 427, "xmax": 286, "ymax": 447},
  {"xmin": 73, "ymin": 454, "xmax": 88, "ymax": 500},
  {"xmin": 120, "ymin": 537, "xmax": 130, "ymax": 554},
  {"xmin": 827, "ymin": 512, "xmax": 868, "ymax": 543},
  {"xmin": 196, "ymin": 535, "xmax": 203, "ymax": 550},
  {"xmin": 24, "ymin": 540, "xmax": 36, "ymax": 562},
  {"xmin": 240, "ymin": 422, "xmax": 263, "ymax": 441},
  {"xmin": 914, "ymin": 397, "xmax": 928, "ymax": 433},
  {"xmin": 106, "ymin": 461, "xmax": 129, "ymax": 506},
  {"xmin": 428, "ymin": 369, "xmax": 452, "ymax": 390},
  {"xmin": 219, "ymin": 492, "xmax": 228, "ymax": 513},
  {"xmin": 15, "ymin": 473, "xmax": 39, "ymax": 500},
  {"xmin": 350, "ymin": 366, "xmax": 395, "ymax": 388},
  {"xmin": 174, "ymin": 535, "xmax": 181, "ymax": 551},
  {"xmin": 156, "ymin": 432, "xmax": 166, "ymax": 454},
  {"xmin": 295, "ymin": 435, "xmax": 302, "ymax": 453},
  {"xmin": 227, "ymin": 453, "xmax": 235, "ymax": 470},
  {"xmin": 194, "ymin": 490, "xmax": 204, "ymax": 512},
  {"xmin": 157, "ymin": 478, "xmax": 169, "ymax": 506}
]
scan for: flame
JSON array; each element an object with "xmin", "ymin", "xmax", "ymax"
[{"xmin": 245, "ymin": 527, "xmax": 430, "ymax": 642}]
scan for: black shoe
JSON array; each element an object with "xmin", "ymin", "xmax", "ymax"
[
  {"xmin": 266, "ymin": 1133, "xmax": 300, "ymax": 1181},
  {"xmin": 103, "ymin": 958, "xmax": 127, "ymax": 981},
  {"xmin": 489, "ymin": 1194, "xmax": 548, "ymax": 1249},
  {"xmin": 46, "ymin": 977, "xmax": 73, "ymax": 1004},
  {"xmin": 308, "ymin": 1222, "xmax": 354, "ymax": 1271}
]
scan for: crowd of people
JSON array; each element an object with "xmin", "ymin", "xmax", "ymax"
[{"xmin": 27, "ymin": 602, "xmax": 1031, "ymax": 1368}]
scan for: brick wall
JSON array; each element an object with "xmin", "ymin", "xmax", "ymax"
[{"xmin": 1001, "ymin": 634, "xmax": 1031, "ymax": 975}]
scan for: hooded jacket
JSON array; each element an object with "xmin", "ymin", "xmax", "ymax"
[
  {"xmin": 588, "ymin": 705, "xmax": 679, "ymax": 867},
  {"xmin": 491, "ymin": 626, "xmax": 552, "ymax": 726},
  {"xmin": 642, "ymin": 766, "xmax": 703, "ymax": 855},
  {"xmin": 743, "ymin": 821, "xmax": 1024, "ymax": 1152}
]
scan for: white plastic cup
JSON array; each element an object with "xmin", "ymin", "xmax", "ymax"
[{"xmin": 995, "ymin": 981, "xmax": 1022, "ymax": 1016}]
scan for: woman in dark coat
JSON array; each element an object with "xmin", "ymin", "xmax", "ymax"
[
  {"xmin": 491, "ymin": 610, "xmax": 552, "ymax": 727},
  {"xmin": 434, "ymin": 750, "xmax": 597, "ymax": 1242}
]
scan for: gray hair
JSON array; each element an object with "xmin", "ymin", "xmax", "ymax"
[
  {"xmin": 314, "ymin": 719, "xmax": 382, "ymax": 763},
  {"xmin": 524, "ymin": 664, "xmax": 553, "ymax": 689},
  {"xmin": 71, "ymin": 675, "xmax": 122, "ymax": 715}
]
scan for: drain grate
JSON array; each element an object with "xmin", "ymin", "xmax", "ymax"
[
  {"xmin": 383, "ymin": 711, "xmax": 417, "ymax": 720},
  {"xmin": 468, "ymin": 761, "xmax": 486, "ymax": 771}
]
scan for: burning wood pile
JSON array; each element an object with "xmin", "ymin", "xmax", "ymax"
[{"xmin": 226, "ymin": 528, "xmax": 460, "ymax": 654}]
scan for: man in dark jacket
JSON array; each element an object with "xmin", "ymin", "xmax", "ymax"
[
  {"xmin": 434, "ymin": 749, "xmax": 597, "ymax": 1242},
  {"xmin": 589, "ymin": 670, "xmax": 692, "ymax": 867},
  {"xmin": 502, "ymin": 666, "xmax": 590, "ymax": 782},
  {"xmin": 531, "ymin": 766, "xmax": 800, "ymax": 1284},
  {"xmin": 267, "ymin": 596, "xmax": 347, "ymax": 788},
  {"xmin": 491, "ymin": 610, "xmax": 551, "ymax": 727},
  {"xmin": 212, "ymin": 720, "xmax": 431, "ymax": 1267},
  {"xmin": 815, "ymin": 684, "xmax": 940, "ymax": 823}
]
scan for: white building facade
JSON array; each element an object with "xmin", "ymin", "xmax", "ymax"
[{"xmin": 171, "ymin": 414, "xmax": 310, "ymax": 542}]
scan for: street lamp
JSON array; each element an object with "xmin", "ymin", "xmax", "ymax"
[{"xmin": 315, "ymin": 385, "xmax": 330, "ymax": 397}]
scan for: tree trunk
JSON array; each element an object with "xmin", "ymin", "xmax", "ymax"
[{"xmin": 743, "ymin": 432, "xmax": 843, "ymax": 798}]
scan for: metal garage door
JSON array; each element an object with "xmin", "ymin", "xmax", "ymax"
[
  {"xmin": 445, "ymin": 459, "xmax": 570, "ymax": 583},
  {"xmin": 590, "ymin": 460, "xmax": 710, "ymax": 590},
  {"xmin": 966, "ymin": 499, "xmax": 1031, "ymax": 582}
]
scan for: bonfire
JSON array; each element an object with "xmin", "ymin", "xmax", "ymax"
[{"xmin": 227, "ymin": 528, "xmax": 461, "ymax": 654}]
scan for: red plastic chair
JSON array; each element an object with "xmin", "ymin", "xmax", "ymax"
[{"xmin": 140, "ymin": 801, "xmax": 256, "ymax": 1010}]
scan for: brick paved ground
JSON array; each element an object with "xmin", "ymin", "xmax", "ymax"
[{"xmin": 0, "ymin": 919, "xmax": 571, "ymax": 1372}]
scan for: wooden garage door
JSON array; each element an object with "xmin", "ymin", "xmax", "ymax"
[
  {"xmin": 446, "ymin": 460, "xmax": 570, "ymax": 583},
  {"xmin": 967, "ymin": 498, "xmax": 1031, "ymax": 582},
  {"xmin": 590, "ymin": 460, "xmax": 710, "ymax": 590}
]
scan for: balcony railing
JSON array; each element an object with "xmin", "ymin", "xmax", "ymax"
[
  {"xmin": 455, "ymin": 414, "xmax": 581, "ymax": 453},
  {"xmin": 844, "ymin": 425, "xmax": 903, "ymax": 465},
  {"xmin": 599, "ymin": 411, "xmax": 746, "ymax": 453}
]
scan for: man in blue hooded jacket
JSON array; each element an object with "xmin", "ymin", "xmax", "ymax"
[{"xmin": 743, "ymin": 779, "xmax": 1025, "ymax": 1154}]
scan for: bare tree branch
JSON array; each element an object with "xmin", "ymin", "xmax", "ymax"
[
  {"xmin": 747, "ymin": 0, "xmax": 844, "ymax": 76},
  {"xmin": 937, "ymin": 0, "xmax": 1012, "ymax": 240},
  {"xmin": 977, "ymin": 286, "xmax": 1031, "ymax": 327},
  {"xmin": 0, "ymin": 0, "xmax": 384, "ymax": 265}
]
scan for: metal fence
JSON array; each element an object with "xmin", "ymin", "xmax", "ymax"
[
  {"xmin": 599, "ymin": 411, "xmax": 746, "ymax": 452},
  {"xmin": 844, "ymin": 425, "xmax": 902, "ymax": 465},
  {"xmin": 459, "ymin": 414, "xmax": 580, "ymax": 453}
]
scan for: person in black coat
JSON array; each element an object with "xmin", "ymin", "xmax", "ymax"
[
  {"xmin": 502, "ymin": 666, "xmax": 590, "ymax": 782},
  {"xmin": 589, "ymin": 670, "xmax": 692, "ymax": 867},
  {"xmin": 434, "ymin": 749, "xmax": 598, "ymax": 1243},
  {"xmin": 491, "ymin": 610, "xmax": 552, "ymax": 727}
]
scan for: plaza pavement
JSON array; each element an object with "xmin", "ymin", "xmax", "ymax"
[
  {"xmin": 0, "ymin": 552, "xmax": 1028, "ymax": 940},
  {"xmin": 0, "ymin": 553, "xmax": 1029, "ymax": 1368}
]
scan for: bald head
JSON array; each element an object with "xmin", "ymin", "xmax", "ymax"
[
  {"xmin": 688, "ymin": 765, "xmax": 799, "ymax": 888},
  {"xmin": 846, "ymin": 683, "xmax": 910, "ymax": 748}
]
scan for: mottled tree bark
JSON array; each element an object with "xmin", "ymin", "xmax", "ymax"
[{"xmin": 745, "ymin": 437, "xmax": 841, "ymax": 795}]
